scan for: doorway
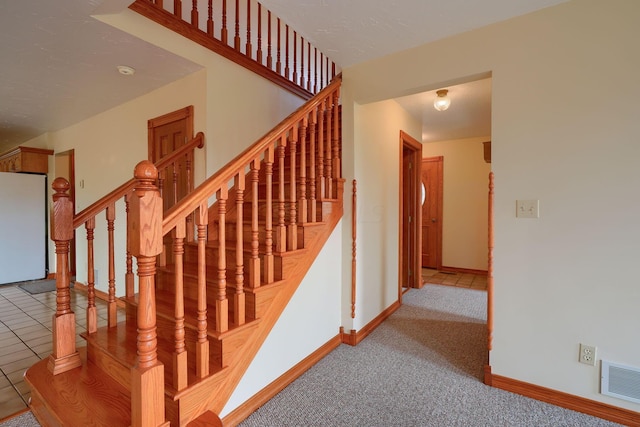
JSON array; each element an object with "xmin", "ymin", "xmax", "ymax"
[
  {"xmin": 421, "ymin": 156, "xmax": 443, "ymax": 269},
  {"xmin": 148, "ymin": 106, "xmax": 194, "ymax": 212},
  {"xmin": 399, "ymin": 131, "xmax": 422, "ymax": 300},
  {"xmin": 54, "ymin": 150, "xmax": 75, "ymax": 277}
]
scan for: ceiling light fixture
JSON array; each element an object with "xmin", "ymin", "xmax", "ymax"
[
  {"xmin": 433, "ymin": 89, "xmax": 451, "ymax": 111},
  {"xmin": 117, "ymin": 65, "xmax": 136, "ymax": 76}
]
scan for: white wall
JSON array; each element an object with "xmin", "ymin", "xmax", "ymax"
[
  {"xmin": 223, "ymin": 221, "xmax": 343, "ymax": 416},
  {"xmin": 422, "ymin": 136, "xmax": 491, "ymax": 271},
  {"xmin": 340, "ymin": 99, "xmax": 421, "ymax": 331},
  {"xmin": 342, "ymin": 0, "xmax": 640, "ymax": 411}
]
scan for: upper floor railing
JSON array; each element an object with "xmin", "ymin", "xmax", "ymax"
[{"xmin": 130, "ymin": 0, "xmax": 340, "ymax": 100}]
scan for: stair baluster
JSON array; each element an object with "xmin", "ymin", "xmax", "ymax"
[
  {"xmin": 106, "ymin": 203, "xmax": 117, "ymax": 327},
  {"xmin": 264, "ymin": 146, "xmax": 275, "ymax": 283},
  {"xmin": 85, "ymin": 217, "xmax": 97, "ymax": 334},
  {"xmin": 249, "ymin": 159, "xmax": 261, "ymax": 288},
  {"xmin": 298, "ymin": 115, "xmax": 308, "ymax": 224},
  {"xmin": 308, "ymin": 109, "xmax": 317, "ymax": 222},
  {"xmin": 325, "ymin": 97, "xmax": 333, "ymax": 200},
  {"xmin": 288, "ymin": 125, "xmax": 298, "ymax": 251},
  {"xmin": 332, "ymin": 89, "xmax": 341, "ymax": 195},
  {"xmin": 234, "ymin": 173, "xmax": 246, "ymax": 325},
  {"xmin": 275, "ymin": 137, "xmax": 287, "ymax": 252},
  {"xmin": 173, "ymin": 219, "xmax": 188, "ymax": 390},
  {"xmin": 215, "ymin": 190, "xmax": 229, "ymax": 333},
  {"xmin": 317, "ymin": 100, "xmax": 325, "ymax": 202},
  {"xmin": 125, "ymin": 194, "xmax": 135, "ymax": 297},
  {"xmin": 196, "ymin": 202, "xmax": 211, "ymax": 374}
]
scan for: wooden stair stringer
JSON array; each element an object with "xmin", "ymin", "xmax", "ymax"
[{"xmin": 208, "ymin": 187, "xmax": 344, "ymax": 415}]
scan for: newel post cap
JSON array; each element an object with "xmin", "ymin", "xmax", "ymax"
[
  {"xmin": 129, "ymin": 160, "xmax": 163, "ymax": 257},
  {"xmin": 51, "ymin": 177, "xmax": 73, "ymax": 240}
]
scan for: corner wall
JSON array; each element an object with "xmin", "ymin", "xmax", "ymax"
[{"xmin": 342, "ymin": 0, "xmax": 640, "ymax": 412}]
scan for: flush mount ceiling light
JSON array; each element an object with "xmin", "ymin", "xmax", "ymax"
[
  {"xmin": 117, "ymin": 65, "xmax": 135, "ymax": 76},
  {"xmin": 433, "ymin": 89, "xmax": 451, "ymax": 111}
]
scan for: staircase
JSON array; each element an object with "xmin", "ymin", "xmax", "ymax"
[{"xmin": 25, "ymin": 76, "xmax": 343, "ymax": 426}]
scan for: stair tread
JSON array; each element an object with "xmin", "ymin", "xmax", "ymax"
[
  {"xmin": 82, "ymin": 320, "xmax": 226, "ymax": 391},
  {"xmin": 25, "ymin": 348, "xmax": 131, "ymax": 427}
]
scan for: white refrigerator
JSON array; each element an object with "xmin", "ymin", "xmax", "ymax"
[{"xmin": 0, "ymin": 172, "xmax": 48, "ymax": 285}]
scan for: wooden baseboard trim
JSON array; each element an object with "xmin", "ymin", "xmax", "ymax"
[
  {"xmin": 72, "ymin": 281, "xmax": 126, "ymax": 309},
  {"xmin": 340, "ymin": 301, "xmax": 401, "ymax": 346},
  {"xmin": 222, "ymin": 334, "xmax": 342, "ymax": 426},
  {"xmin": 485, "ymin": 365, "xmax": 640, "ymax": 426},
  {"xmin": 440, "ymin": 266, "xmax": 488, "ymax": 276},
  {"xmin": 47, "ymin": 272, "xmax": 56, "ymax": 279}
]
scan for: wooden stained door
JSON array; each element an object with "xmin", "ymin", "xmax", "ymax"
[
  {"xmin": 148, "ymin": 106, "xmax": 194, "ymax": 212},
  {"xmin": 399, "ymin": 131, "xmax": 422, "ymax": 296},
  {"xmin": 421, "ymin": 156, "xmax": 443, "ymax": 269}
]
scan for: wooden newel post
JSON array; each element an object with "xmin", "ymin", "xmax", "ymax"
[
  {"xmin": 48, "ymin": 178, "xmax": 82, "ymax": 375},
  {"xmin": 128, "ymin": 161, "xmax": 168, "ymax": 427}
]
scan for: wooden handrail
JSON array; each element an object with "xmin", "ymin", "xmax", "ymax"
[
  {"xmin": 73, "ymin": 132, "xmax": 204, "ymax": 228},
  {"xmin": 163, "ymin": 76, "xmax": 341, "ymax": 235}
]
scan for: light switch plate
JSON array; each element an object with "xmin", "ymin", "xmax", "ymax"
[{"xmin": 516, "ymin": 200, "xmax": 539, "ymax": 218}]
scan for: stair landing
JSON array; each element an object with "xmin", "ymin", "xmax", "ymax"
[{"xmin": 25, "ymin": 348, "xmax": 130, "ymax": 427}]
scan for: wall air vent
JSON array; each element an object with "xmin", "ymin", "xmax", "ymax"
[{"xmin": 601, "ymin": 360, "xmax": 640, "ymax": 404}]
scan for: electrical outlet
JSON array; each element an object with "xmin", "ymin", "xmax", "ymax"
[{"xmin": 579, "ymin": 344, "xmax": 597, "ymax": 366}]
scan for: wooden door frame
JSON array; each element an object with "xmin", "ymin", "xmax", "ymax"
[
  {"xmin": 148, "ymin": 105, "xmax": 194, "ymax": 161},
  {"xmin": 421, "ymin": 156, "xmax": 444, "ymax": 270},
  {"xmin": 398, "ymin": 130, "xmax": 422, "ymax": 302}
]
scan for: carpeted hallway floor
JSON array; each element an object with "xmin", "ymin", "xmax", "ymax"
[{"xmin": 238, "ymin": 285, "xmax": 622, "ymax": 427}]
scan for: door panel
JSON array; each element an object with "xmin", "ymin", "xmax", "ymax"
[{"xmin": 421, "ymin": 157, "xmax": 443, "ymax": 269}]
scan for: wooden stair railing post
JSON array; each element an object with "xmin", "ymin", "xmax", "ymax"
[
  {"xmin": 125, "ymin": 193, "xmax": 135, "ymax": 298},
  {"xmin": 48, "ymin": 178, "xmax": 82, "ymax": 375},
  {"xmin": 173, "ymin": 219, "xmax": 188, "ymax": 390},
  {"xmin": 298, "ymin": 115, "xmax": 308, "ymax": 225},
  {"xmin": 85, "ymin": 217, "xmax": 98, "ymax": 334},
  {"xmin": 234, "ymin": 173, "xmax": 246, "ymax": 325},
  {"xmin": 317, "ymin": 100, "xmax": 326, "ymax": 201},
  {"xmin": 332, "ymin": 88, "xmax": 341, "ymax": 194},
  {"xmin": 287, "ymin": 126, "xmax": 298, "ymax": 251},
  {"xmin": 275, "ymin": 136, "xmax": 287, "ymax": 253},
  {"xmin": 308, "ymin": 108, "xmax": 317, "ymax": 222},
  {"xmin": 248, "ymin": 159, "xmax": 261, "ymax": 288},
  {"xmin": 196, "ymin": 202, "xmax": 211, "ymax": 374},
  {"xmin": 128, "ymin": 161, "xmax": 167, "ymax": 427},
  {"xmin": 325, "ymin": 96, "xmax": 333, "ymax": 199},
  {"xmin": 264, "ymin": 146, "xmax": 275, "ymax": 283},
  {"xmin": 106, "ymin": 203, "xmax": 117, "ymax": 327},
  {"xmin": 215, "ymin": 189, "xmax": 229, "ymax": 333}
]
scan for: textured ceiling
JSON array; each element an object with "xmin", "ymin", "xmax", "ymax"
[
  {"xmin": 0, "ymin": 0, "xmax": 568, "ymax": 153},
  {"xmin": 258, "ymin": 0, "xmax": 568, "ymax": 67},
  {"xmin": 0, "ymin": 0, "xmax": 201, "ymax": 152}
]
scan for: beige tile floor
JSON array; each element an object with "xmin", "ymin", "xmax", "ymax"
[
  {"xmin": 422, "ymin": 268, "xmax": 488, "ymax": 290},
  {"xmin": 0, "ymin": 283, "xmax": 123, "ymax": 421}
]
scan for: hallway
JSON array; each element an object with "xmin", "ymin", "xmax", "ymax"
[{"xmin": 422, "ymin": 268, "xmax": 487, "ymax": 290}]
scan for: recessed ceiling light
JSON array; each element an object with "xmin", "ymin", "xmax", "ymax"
[{"xmin": 117, "ymin": 65, "xmax": 135, "ymax": 76}]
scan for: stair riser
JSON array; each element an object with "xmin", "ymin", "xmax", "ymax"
[{"xmin": 181, "ymin": 245, "xmax": 285, "ymax": 281}]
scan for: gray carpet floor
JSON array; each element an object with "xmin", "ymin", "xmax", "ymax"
[
  {"xmin": 1, "ymin": 285, "xmax": 624, "ymax": 426},
  {"xmin": 239, "ymin": 285, "xmax": 623, "ymax": 427}
]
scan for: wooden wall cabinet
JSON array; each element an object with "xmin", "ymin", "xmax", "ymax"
[{"xmin": 0, "ymin": 146, "xmax": 54, "ymax": 174}]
